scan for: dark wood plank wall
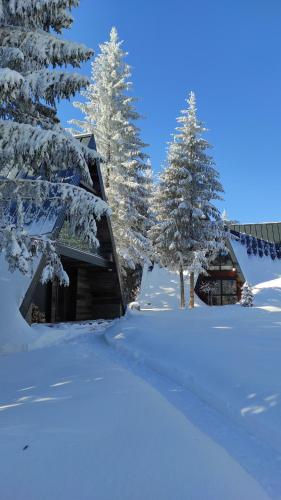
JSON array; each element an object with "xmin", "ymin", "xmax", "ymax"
[
  {"xmin": 76, "ymin": 267, "xmax": 92, "ymax": 320},
  {"xmin": 76, "ymin": 267, "xmax": 123, "ymax": 320}
]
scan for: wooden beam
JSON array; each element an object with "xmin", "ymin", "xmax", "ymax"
[
  {"xmin": 79, "ymin": 180, "xmax": 99, "ymax": 196},
  {"xmin": 56, "ymin": 242, "xmax": 111, "ymax": 268}
]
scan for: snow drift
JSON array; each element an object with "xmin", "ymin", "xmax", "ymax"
[
  {"xmin": 0, "ymin": 256, "xmax": 37, "ymax": 352},
  {"xmin": 107, "ymin": 262, "xmax": 281, "ymax": 459}
]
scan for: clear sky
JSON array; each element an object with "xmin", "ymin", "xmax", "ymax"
[{"xmin": 58, "ymin": 0, "xmax": 281, "ymax": 223}]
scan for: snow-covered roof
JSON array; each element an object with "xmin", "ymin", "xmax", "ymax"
[
  {"xmin": 74, "ymin": 133, "xmax": 97, "ymax": 151},
  {"xmin": 228, "ymin": 223, "xmax": 281, "ymax": 286},
  {"xmin": 231, "ymin": 239, "xmax": 281, "ymax": 286}
]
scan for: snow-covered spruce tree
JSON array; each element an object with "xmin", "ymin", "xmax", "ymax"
[
  {"xmin": 240, "ymin": 281, "xmax": 254, "ymax": 307},
  {"xmin": 69, "ymin": 27, "xmax": 152, "ymax": 297},
  {"xmin": 0, "ymin": 0, "xmax": 109, "ymax": 283},
  {"xmin": 150, "ymin": 92, "xmax": 225, "ymax": 309}
]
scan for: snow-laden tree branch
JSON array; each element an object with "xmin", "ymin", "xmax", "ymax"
[
  {"xmin": 0, "ymin": 68, "xmax": 89, "ymax": 105},
  {"xmin": 0, "ymin": 26, "xmax": 92, "ymax": 68},
  {"xmin": 0, "ymin": 0, "xmax": 108, "ymax": 283},
  {"xmin": 0, "ymin": 179, "xmax": 110, "ymax": 281},
  {"xmin": 0, "ymin": 121, "xmax": 97, "ymax": 183}
]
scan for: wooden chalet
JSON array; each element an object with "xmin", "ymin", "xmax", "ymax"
[
  {"xmin": 20, "ymin": 133, "xmax": 126, "ymax": 324},
  {"xmin": 195, "ymin": 222, "xmax": 281, "ymax": 306}
]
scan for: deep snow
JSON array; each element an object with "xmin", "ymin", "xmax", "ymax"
[
  {"xmin": 108, "ymin": 265, "xmax": 281, "ymax": 456},
  {"xmin": 0, "ymin": 255, "xmax": 36, "ymax": 352},
  {"xmin": 106, "ymin": 262, "xmax": 281, "ymax": 497},
  {"xmin": 0, "ymin": 330, "xmax": 271, "ymax": 500},
  {"xmin": 2, "ymin": 251, "xmax": 281, "ymax": 498}
]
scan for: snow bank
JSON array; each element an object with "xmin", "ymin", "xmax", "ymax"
[
  {"xmin": 0, "ymin": 255, "xmax": 37, "ymax": 352},
  {"xmin": 106, "ymin": 303, "xmax": 281, "ymax": 455},
  {"xmin": 107, "ymin": 264, "xmax": 281, "ymax": 457},
  {"xmin": 139, "ymin": 265, "xmax": 181, "ymax": 309},
  {"xmin": 30, "ymin": 320, "xmax": 112, "ymax": 350},
  {"xmin": 139, "ymin": 264, "xmax": 201, "ymax": 310}
]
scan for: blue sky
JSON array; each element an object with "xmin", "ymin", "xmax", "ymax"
[{"xmin": 58, "ymin": 0, "xmax": 281, "ymax": 223}]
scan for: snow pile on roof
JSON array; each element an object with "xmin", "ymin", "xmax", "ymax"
[
  {"xmin": 231, "ymin": 239, "xmax": 281, "ymax": 310},
  {"xmin": 232, "ymin": 239, "xmax": 281, "ymax": 285}
]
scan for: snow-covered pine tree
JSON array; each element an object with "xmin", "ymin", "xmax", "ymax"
[
  {"xmin": 221, "ymin": 209, "xmax": 228, "ymax": 222},
  {"xmin": 69, "ymin": 27, "xmax": 152, "ymax": 291},
  {"xmin": 150, "ymin": 92, "xmax": 225, "ymax": 309},
  {"xmin": 0, "ymin": 0, "xmax": 109, "ymax": 283},
  {"xmin": 240, "ymin": 281, "xmax": 254, "ymax": 307}
]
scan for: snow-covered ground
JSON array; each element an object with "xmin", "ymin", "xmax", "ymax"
[
  {"xmin": 106, "ymin": 262, "xmax": 281, "ymax": 497},
  {"xmin": 2, "ymin": 253, "xmax": 281, "ymax": 498},
  {"xmin": 109, "ymin": 276, "xmax": 281, "ymax": 450},
  {"xmin": 0, "ymin": 329, "xmax": 272, "ymax": 500}
]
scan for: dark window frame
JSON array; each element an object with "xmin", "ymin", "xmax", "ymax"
[{"xmin": 203, "ymin": 277, "xmax": 238, "ymax": 306}]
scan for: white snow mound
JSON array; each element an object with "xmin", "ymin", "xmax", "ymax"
[{"xmin": 139, "ymin": 264, "xmax": 202, "ymax": 310}]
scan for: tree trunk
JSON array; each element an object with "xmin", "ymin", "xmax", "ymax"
[
  {"xmin": 105, "ymin": 142, "xmax": 111, "ymax": 189},
  {"xmin": 179, "ymin": 265, "xmax": 185, "ymax": 309},
  {"xmin": 189, "ymin": 271, "xmax": 195, "ymax": 309}
]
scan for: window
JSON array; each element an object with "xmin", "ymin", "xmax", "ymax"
[
  {"xmin": 222, "ymin": 280, "xmax": 237, "ymax": 294},
  {"xmin": 201, "ymin": 278, "xmax": 238, "ymax": 306}
]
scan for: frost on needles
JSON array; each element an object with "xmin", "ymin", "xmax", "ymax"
[
  {"xmin": 70, "ymin": 27, "xmax": 153, "ymax": 284},
  {"xmin": 0, "ymin": 0, "xmax": 109, "ymax": 283},
  {"xmin": 151, "ymin": 92, "xmax": 226, "ymax": 309},
  {"xmin": 240, "ymin": 281, "xmax": 254, "ymax": 307}
]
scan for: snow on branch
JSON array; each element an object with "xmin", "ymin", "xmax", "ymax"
[
  {"xmin": 0, "ymin": 26, "xmax": 93, "ymax": 68},
  {"xmin": 0, "ymin": 121, "xmax": 99, "ymax": 183},
  {"xmin": 0, "ymin": 0, "xmax": 102, "ymax": 287},
  {"xmin": 25, "ymin": 70, "xmax": 89, "ymax": 105},
  {"xmin": 0, "ymin": 47, "xmax": 24, "ymax": 69},
  {"xmin": 0, "ymin": 0, "xmax": 81, "ymax": 33},
  {"xmin": 0, "ymin": 68, "xmax": 89, "ymax": 105},
  {"xmin": 0, "ymin": 178, "xmax": 110, "ymax": 282},
  {"xmin": 0, "ymin": 67, "xmax": 23, "ymax": 98}
]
